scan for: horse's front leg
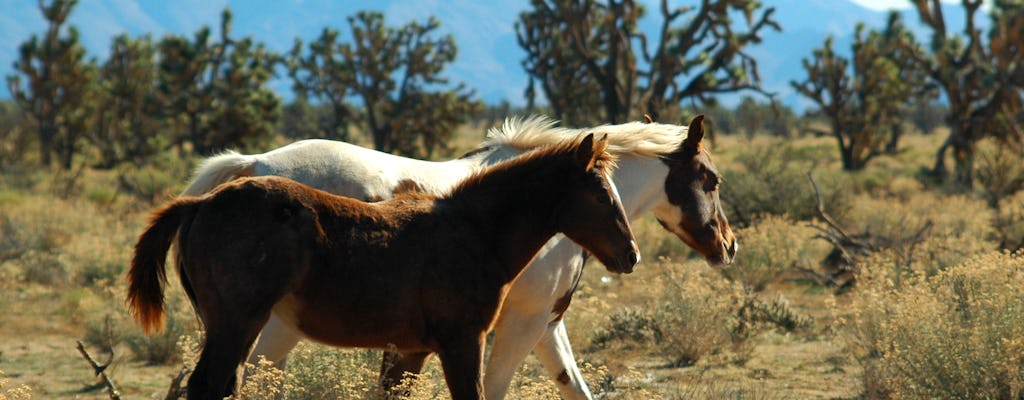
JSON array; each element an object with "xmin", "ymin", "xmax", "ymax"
[
  {"xmin": 438, "ymin": 336, "xmax": 486, "ymax": 400},
  {"xmin": 483, "ymin": 309, "xmax": 553, "ymax": 400},
  {"xmin": 535, "ymin": 319, "xmax": 593, "ymax": 400}
]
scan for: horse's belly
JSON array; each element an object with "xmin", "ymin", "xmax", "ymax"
[{"xmin": 272, "ymin": 294, "xmax": 433, "ymax": 352}]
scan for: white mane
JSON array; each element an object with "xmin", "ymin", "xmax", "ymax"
[{"xmin": 482, "ymin": 115, "xmax": 689, "ymax": 157}]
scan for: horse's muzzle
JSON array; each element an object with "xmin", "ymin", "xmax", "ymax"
[
  {"xmin": 708, "ymin": 238, "xmax": 738, "ymax": 268},
  {"xmin": 616, "ymin": 241, "xmax": 641, "ymax": 274}
]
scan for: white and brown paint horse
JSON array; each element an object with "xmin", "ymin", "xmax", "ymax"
[
  {"xmin": 128, "ymin": 135, "xmax": 638, "ymax": 400},
  {"xmin": 179, "ymin": 114, "xmax": 736, "ymax": 399}
]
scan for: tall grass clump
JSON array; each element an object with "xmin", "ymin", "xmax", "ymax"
[{"xmin": 847, "ymin": 251, "xmax": 1024, "ymax": 399}]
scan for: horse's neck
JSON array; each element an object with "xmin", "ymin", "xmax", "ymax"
[
  {"xmin": 612, "ymin": 155, "xmax": 670, "ymax": 219},
  {"xmin": 446, "ymin": 166, "xmax": 566, "ymax": 282}
]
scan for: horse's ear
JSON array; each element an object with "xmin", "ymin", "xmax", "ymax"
[
  {"xmin": 576, "ymin": 133, "xmax": 596, "ymax": 169},
  {"xmin": 671, "ymin": 114, "xmax": 705, "ymax": 159},
  {"xmin": 683, "ymin": 114, "xmax": 705, "ymax": 148},
  {"xmin": 593, "ymin": 134, "xmax": 609, "ymax": 157}
]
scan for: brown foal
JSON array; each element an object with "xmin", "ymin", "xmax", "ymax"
[{"xmin": 127, "ymin": 134, "xmax": 638, "ymax": 400}]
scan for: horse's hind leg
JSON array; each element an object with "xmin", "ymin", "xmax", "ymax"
[
  {"xmin": 438, "ymin": 337, "xmax": 486, "ymax": 400},
  {"xmin": 188, "ymin": 319, "xmax": 268, "ymax": 400},
  {"xmin": 380, "ymin": 350, "xmax": 431, "ymax": 398},
  {"xmin": 535, "ymin": 319, "xmax": 593, "ymax": 400}
]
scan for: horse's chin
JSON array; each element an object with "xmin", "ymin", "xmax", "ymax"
[
  {"xmin": 705, "ymin": 254, "xmax": 732, "ymax": 269},
  {"xmin": 600, "ymin": 258, "xmax": 637, "ymax": 274}
]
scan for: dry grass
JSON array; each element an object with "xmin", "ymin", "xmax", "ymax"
[
  {"xmin": 3, "ymin": 130, "xmax": 1023, "ymax": 399},
  {"xmin": 847, "ymin": 251, "xmax": 1024, "ymax": 399}
]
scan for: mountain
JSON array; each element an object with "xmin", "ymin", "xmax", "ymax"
[{"xmin": 0, "ymin": 0, "xmax": 979, "ymax": 109}]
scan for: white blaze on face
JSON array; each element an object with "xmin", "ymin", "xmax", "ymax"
[{"xmin": 605, "ymin": 173, "xmax": 640, "ymax": 263}]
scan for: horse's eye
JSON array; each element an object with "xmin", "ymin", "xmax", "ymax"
[{"xmin": 704, "ymin": 174, "xmax": 720, "ymax": 192}]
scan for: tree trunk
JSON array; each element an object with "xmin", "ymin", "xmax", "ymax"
[
  {"xmin": 931, "ymin": 132, "xmax": 953, "ymax": 181},
  {"xmin": 39, "ymin": 124, "xmax": 55, "ymax": 167},
  {"xmin": 933, "ymin": 124, "xmax": 975, "ymax": 189},
  {"xmin": 885, "ymin": 123, "xmax": 902, "ymax": 154},
  {"xmin": 951, "ymin": 135, "xmax": 975, "ymax": 189}
]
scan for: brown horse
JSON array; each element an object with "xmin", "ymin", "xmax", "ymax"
[{"xmin": 126, "ymin": 134, "xmax": 638, "ymax": 400}]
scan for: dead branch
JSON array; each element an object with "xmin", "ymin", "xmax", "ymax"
[
  {"xmin": 805, "ymin": 171, "xmax": 873, "ymax": 290},
  {"xmin": 163, "ymin": 366, "xmax": 190, "ymax": 400},
  {"xmin": 75, "ymin": 340, "xmax": 122, "ymax": 400}
]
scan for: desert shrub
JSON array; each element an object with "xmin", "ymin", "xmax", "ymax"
[
  {"xmin": 0, "ymin": 212, "xmax": 66, "ymax": 264},
  {"xmin": 17, "ymin": 251, "xmax": 71, "ymax": 286},
  {"xmin": 237, "ymin": 343, "xmax": 447, "ymax": 400},
  {"xmin": 848, "ymin": 252, "xmax": 1024, "ymax": 399},
  {"xmin": 993, "ymin": 191, "xmax": 1024, "ymax": 252},
  {"xmin": 667, "ymin": 374, "xmax": 774, "ymax": 400},
  {"xmin": 975, "ymin": 139, "xmax": 1024, "ymax": 207},
  {"xmin": 720, "ymin": 139, "xmax": 850, "ymax": 226},
  {"xmin": 0, "ymin": 370, "xmax": 31, "ymax": 400},
  {"xmin": 723, "ymin": 214, "xmax": 827, "ymax": 291},
  {"xmin": 116, "ymin": 164, "xmax": 182, "ymax": 206},
  {"xmin": 590, "ymin": 266, "xmax": 746, "ymax": 367},
  {"xmin": 590, "ymin": 263, "xmax": 808, "ymax": 368},
  {"xmin": 124, "ymin": 297, "xmax": 197, "ymax": 365},
  {"xmin": 835, "ymin": 192, "xmax": 997, "ymax": 279}
]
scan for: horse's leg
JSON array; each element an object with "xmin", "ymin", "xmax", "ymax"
[
  {"xmin": 438, "ymin": 337, "xmax": 485, "ymax": 400},
  {"xmin": 380, "ymin": 350, "xmax": 431, "ymax": 398},
  {"xmin": 188, "ymin": 320, "xmax": 267, "ymax": 400},
  {"xmin": 483, "ymin": 309, "xmax": 552, "ymax": 400},
  {"xmin": 534, "ymin": 319, "xmax": 593, "ymax": 400},
  {"xmin": 246, "ymin": 313, "xmax": 302, "ymax": 373}
]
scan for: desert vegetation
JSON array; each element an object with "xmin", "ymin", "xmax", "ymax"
[
  {"xmin": 2, "ymin": 124, "xmax": 1022, "ymax": 399},
  {"xmin": 3, "ymin": 0, "xmax": 1024, "ymax": 399}
]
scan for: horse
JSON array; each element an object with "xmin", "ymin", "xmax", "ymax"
[
  {"xmin": 178, "ymin": 114, "xmax": 736, "ymax": 400},
  {"xmin": 127, "ymin": 134, "xmax": 639, "ymax": 400}
]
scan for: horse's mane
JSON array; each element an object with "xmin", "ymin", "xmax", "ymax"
[
  {"xmin": 446, "ymin": 137, "xmax": 617, "ymax": 200},
  {"xmin": 482, "ymin": 115, "xmax": 689, "ymax": 157}
]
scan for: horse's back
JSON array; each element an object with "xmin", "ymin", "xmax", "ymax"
[{"xmin": 252, "ymin": 139, "xmax": 479, "ymax": 201}]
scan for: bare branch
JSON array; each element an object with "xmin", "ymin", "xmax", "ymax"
[{"xmin": 75, "ymin": 340, "xmax": 122, "ymax": 400}]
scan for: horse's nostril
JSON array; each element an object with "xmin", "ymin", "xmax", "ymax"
[
  {"xmin": 628, "ymin": 251, "xmax": 640, "ymax": 266},
  {"xmin": 727, "ymin": 240, "xmax": 738, "ymax": 257}
]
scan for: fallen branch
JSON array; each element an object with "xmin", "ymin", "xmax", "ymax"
[
  {"xmin": 75, "ymin": 340, "xmax": 121, "ymax": 400},
  {"xmin": 163, "ymin": 366, "xmax": 190, "ymax": 400}
]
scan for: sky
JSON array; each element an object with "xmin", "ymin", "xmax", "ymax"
[
  {"xmin": 850, "ymin": 0, "xmax": 990, "ymax": 11},
  {"xmin": 0, "ymin": 0, "xmax": 992, "ymax": 106}
]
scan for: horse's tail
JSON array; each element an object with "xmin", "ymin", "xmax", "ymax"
[
  {"xmin": 127, "ymin": 197, "xmax": 201, "ymax": 334},
  {"xmin": 181, "ymin": 150, "xmax": 255, "ymax": 196}
]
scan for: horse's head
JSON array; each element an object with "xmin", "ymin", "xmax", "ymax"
[
  {"xmin": 558, "ymin": 134, "xmax": 640, "ymax": 274},
  {"xmin": 654, "ymin": 115, "xmax": 738, "ymax": 267}
]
